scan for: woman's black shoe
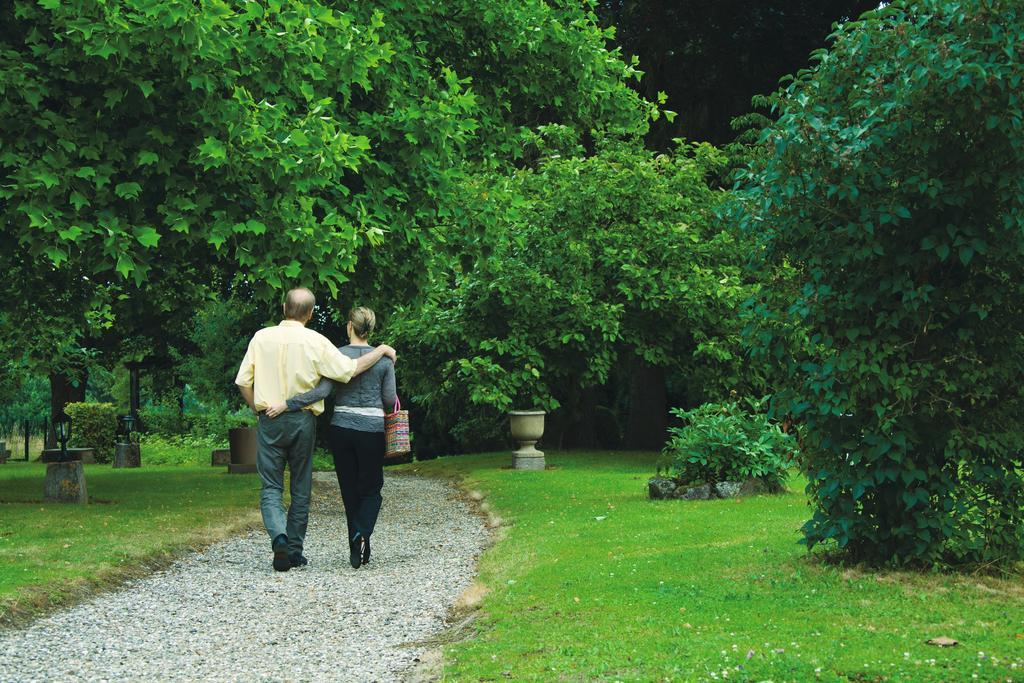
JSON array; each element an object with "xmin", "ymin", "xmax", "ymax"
[
  {"xmin": 361, "ymin": 536, "xmax": 371, "ymax": 566},
  {"xmin": 349, "ymin": 534, "xmax": 363, "ymax": 569}
]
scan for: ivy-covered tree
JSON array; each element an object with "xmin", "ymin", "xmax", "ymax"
[{"xmin": 738, "ymin": 0, "xmax": 1024, "ymax": 565}]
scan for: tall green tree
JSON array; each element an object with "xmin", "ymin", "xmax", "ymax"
[
  {"xmin": 392, "ymin": 137, "xmax": 753, "ymax": 455},
  {"xmin": 1, "ymin": 0, "xmax": 653, "ymax": 411},
  {"xmin": 738, "ymin": 0, "xmax": 1024, "ymax": 565}
]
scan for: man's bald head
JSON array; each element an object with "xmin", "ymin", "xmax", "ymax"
[{"xmin": 283, "ymin": 288, "xmax": 315, "ymax": 322}]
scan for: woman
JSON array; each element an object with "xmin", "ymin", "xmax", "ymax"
[{"xmin": 271, "ymin": 307, "xmax": 396, "ymax": 569}]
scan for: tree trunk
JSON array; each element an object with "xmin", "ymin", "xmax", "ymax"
[
  {"xmin": 624, "ymin": 359, "xmax": 669, "ymax": 451},
  {"xmin": 563, "ymin": 386, "xmax": 600, "ymax": 449},
  {"xmin": 48, "ymin": 371, "xmax": 87, "ymax": 448}
]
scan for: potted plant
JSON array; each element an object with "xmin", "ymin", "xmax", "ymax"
[{"xmin": 227, "ymin": 412, "xmax": 258, "ymax": 474}]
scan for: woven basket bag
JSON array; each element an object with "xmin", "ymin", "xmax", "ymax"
[{"xmin": 384, "ymin": 396, "xmax": 411, "ymax": 459}]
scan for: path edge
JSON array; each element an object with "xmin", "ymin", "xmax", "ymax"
[
  {"xmin": 389, "ymin": 468, "xmax": 500, "ymax": 683},
  {"xmin": 0, "ymin": 510, "xmax": 262, "ymax": 631}
]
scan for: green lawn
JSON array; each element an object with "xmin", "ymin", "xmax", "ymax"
[
  {"xmin": 0, "ymin": 461, "xmax": 262, "ymax": 626},
  {"xmin": 402, "ymin": 451, "xmax": 1024, "ymax": 682}
]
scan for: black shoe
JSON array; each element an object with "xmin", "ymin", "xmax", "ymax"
[
  {"xmin": 272, "ymin": 534, "xmax": 291, "ymax": 572},
  {"xmin": 289, "ymin": 552, "xmax": 309, "ymax": 568},
  {"xmin": 349, "ymin": 534, "xmax": 363, "ymax": 569},
  {"xmin": 361, "ymin": 536, "xmax": 371, "ymax": 566}
]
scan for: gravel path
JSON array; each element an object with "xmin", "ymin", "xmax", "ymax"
[{"xmin": 0, "ymin": 473, "xmax": 488, "ymax": 682}]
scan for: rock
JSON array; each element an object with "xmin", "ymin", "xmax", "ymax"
[
  {"xmin": 648, "ymin": 477, "xmax": 678, "ymax": 499},
  {"xmin": 738, "ymin": 478, "xmax": 770, "ymax": 496},
  {"xmin": 675, "ymin": 484, "xmax": 712, "ymax": 500},
  {"xmin": 663, "ymin": 479, "xmax": 774, "ymax": 499},
  {"xmin": 714, "ymin": 481, "xmax": 743, "ymax": 498},
  {"xmin": 211, "ymin": 449, "xmax": 231, "ymax": 466},
  {"xmin": 43, "ymin": 461, "xmax": 88, "ymax": 504}
]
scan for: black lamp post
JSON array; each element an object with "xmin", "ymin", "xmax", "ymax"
[
  {"xmin": 53, "ymin": 413, "xmax": 71, "ymax": 462},
  {"xmin": 119, "ymin": 414, "xmax": 136, "ymax": 443}
]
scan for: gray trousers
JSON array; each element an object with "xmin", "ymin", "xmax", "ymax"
[{"xmin": 256, "ymin": 411, "xmax": 315, "ymax": 554}]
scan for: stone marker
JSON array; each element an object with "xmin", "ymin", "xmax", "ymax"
[
  {"xmin": 211, "ymin": 449, "xmax": 231, "ymax": 466},
  {"xmin": 113, "ymin": 443, "xmax": 141, "ymax": 468},
  {"xmin": 44, "ymin": 461, "xmax": 88, "ymax": 504},
  {"xmin": 228, "ymin": 427, "xmax": 258, "ymax": 474}
]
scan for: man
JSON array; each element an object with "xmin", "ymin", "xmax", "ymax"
[{"xmin": 235, "ymin": 288, "xmax": 396, "ymax": 572}]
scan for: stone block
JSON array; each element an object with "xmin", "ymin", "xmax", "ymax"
[
  {"xmin": 676, "ymin": 484, "xmax": 712, "ymax": 500},
  {"xmin": 113, "ymin": 443, "xmax": 141, "ymax": 468},
  {"xmin": 44, "ymin": 461, "xmax": 88, "ymax": 504},
  {"xmin": 648, "ymin": 476, "xmax": 678, "ymax": 499},
  {"xmin": 513, "ymin": 454, "xmax": 545, "ymax": 470},
  {"xmin": 211, "ymin": 449, "xmax": 231, "ymax": 466}
]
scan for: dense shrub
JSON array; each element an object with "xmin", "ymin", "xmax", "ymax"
[
  {"xmin": 138, "ymin": 399, "xmax": 187, "ymax": 437},
  {"xmin": 139, "ymin": 399, "xmax": 255, "ymax": 441},
  {"xmin": 659, "ymin": 399, "xmax": 796, "ymax": 492},
  {"xmin": 737, "ymin": 0, "xmax": 1024, "ymax": 565},
  {"xmin": 64, "ymin": 402, "xmax": 118, "ymax": 463}
]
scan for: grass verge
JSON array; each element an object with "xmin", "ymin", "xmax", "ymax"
[
  {"xmin": 0, "ymin": 461, "xmax": 262, "ymax": 627},
  {"xmin": 400, "ymin": 451, "xmax": 1024, "ymax": 682}
]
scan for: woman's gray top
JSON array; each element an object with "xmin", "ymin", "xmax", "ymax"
[{"xmin": 286, "ymin": 344, "xmax": 397, "ymax": 433}]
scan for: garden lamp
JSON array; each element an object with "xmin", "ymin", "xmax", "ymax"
[
  {"xmin": 119, "ymin": 414, "xmax": 135, "ymax": 440},
  {"xmin": 54, "ymin": 412, "xmax": 71, "ymax": 461}
]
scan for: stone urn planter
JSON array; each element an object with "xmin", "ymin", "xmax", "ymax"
[
  {"xmin": 228, "ymin": 426, "xmax": 258, "ymax": 474},
  {"xmin": 509, "ymin": 410, "xmax": 546, "ymax": 470}
]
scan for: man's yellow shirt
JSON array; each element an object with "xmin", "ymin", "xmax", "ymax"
[{"xmin": 234, "ymin": 320, "xmax": 356, "ymax": 415}]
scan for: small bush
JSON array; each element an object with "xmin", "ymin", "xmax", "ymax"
[
  {"xmin": 64, "ymin": 402, "xmax": 118, "ymax": 463},
  {"xmin": 138, "ymin": 398, "xmax": 187, "ymax": 436},
  {"xmin": 139, "ymin": 433, "xmax": 226, "ymax": 466},
  {"xmin": 312, "ymin": 447, "xmax": 333, "ymax": 472},
  {"xmin": 140, "ymin": 400, "xmax": 256, "ymax": 440},
  {"xmin": 659, "ymin": 399, "xmax": 796, "ymax": 492}
]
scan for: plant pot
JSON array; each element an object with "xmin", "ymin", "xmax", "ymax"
[
  {"xmin": 228, "ymin": 426, "xmax": 258, "ymax": 474},
  {"xmin": 509, "ymin": 410, "xmax": 546, "ymax": 470}
]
